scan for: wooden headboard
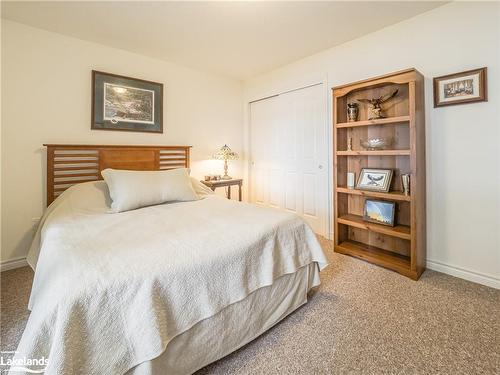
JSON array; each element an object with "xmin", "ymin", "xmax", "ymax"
[{"xmin": 44, "ymin": 144, "xmax": 191, "ymax": 205}]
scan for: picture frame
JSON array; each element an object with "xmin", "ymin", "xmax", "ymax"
[
  {"xmin": 433, "ymin": 67, "xmax": 487, "ymax": 107},
  {"xmin": 356, "ymin": 168, "xmax": 393, "ymax": 192},
  {"xmin": 91, "ymin": 70, "xmax": 163, "ymax": 133},
  {"xmin": 363, "ymin": 199, "xmax": 396, "ymax": 227}
]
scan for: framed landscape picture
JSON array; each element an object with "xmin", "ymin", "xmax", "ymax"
[
  {"xmin": 363, "ymin": 199, "xmax": 396, "ymax": 227},
  {"xmin": 433, "ymin": 67, "xmax": 487, "ymax": 107},
  {"xmin": 92, "ymin": 70, "xmax": 163, "ymax": 133}
]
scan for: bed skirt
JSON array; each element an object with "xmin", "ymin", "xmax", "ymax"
[{"xmin": 127, "ymin": 262, "xmax": 321, "ymax": 375}]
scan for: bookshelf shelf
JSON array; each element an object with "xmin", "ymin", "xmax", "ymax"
[
  {"xmin": 336, "ymin": 240, "xmax": 412, "ymax": 276},
  {"xmin": 338, "ymin": 214, "xmax": 411, "ymax": 240},
  {"xmin": 336, "ymin": 150, "xmax": 411, "ymax": 156},
  {"xmin": 336, "ymin": 115, "xmax": 410, "ymax": 128},
  {"xmin": 336, "ymin": 187, "xmax": 411, "ymax": 202}
]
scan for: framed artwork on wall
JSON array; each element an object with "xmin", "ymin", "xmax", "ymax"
[
  {"xmin": 91, "ymin": 70, "xmax": 163, "ymax": 133},
  {"xmin": 433, "ymin": 67, "xmax": 487, "ymax": 107}
]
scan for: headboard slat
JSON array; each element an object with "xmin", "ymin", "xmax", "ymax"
[{"xmin": 44, "ymin": 144, "xmax": 192, "ymax": 205}]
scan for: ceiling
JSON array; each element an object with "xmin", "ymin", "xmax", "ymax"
[{"xmin": 1, "ymin": 1, "xmax": 445, "ymax": 80}]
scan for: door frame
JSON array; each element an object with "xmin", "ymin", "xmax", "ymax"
[{"xmin": 244, "ymin": 78, "xmax": 332, "ymax": 239}]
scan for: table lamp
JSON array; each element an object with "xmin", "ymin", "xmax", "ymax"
[{"xmin": 213, "ymin": 144, "xmax": 238, "ymax": 180}]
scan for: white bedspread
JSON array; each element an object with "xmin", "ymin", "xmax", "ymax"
[{"xmin": 15, "ymin": 181, "xmax": 328, "ymax": 375}]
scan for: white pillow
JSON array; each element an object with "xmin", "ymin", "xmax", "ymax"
[
  {"xmin": 190, "ymin": 177, "xmax": 215, "ymax": 196},
  {"xmin": 101, "ymin": 168, "xmax": 198, "ymax": 213}
]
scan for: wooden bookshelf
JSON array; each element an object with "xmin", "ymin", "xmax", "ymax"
[{"xmin": 332, "ymin": 68, "xmax": 426, "ymax": 280}]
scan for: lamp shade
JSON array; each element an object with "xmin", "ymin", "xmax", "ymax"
[{"xmin": 212, "ymin": 144, "xmax": 238, "ymax": 160}]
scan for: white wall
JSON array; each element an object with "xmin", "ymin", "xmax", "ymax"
[
  {"xmin": 1, "ymin": 20, "xmax": 243, "ymax": 264},
  {"xmin": 244, "ymin": 2, "xmax": 500, "ymax": 288}
]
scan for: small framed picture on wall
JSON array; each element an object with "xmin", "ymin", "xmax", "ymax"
[
  {"xmin": 92, "ymin": 70, "xmax": 163, "ymax": 133},
  {"xmin": 433, "ymin": 67, "xmax": 487, "ymax": 107}
]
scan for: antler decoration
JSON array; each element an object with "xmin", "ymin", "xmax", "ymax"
[{"xmin": 357, "ymin": 89, "xmax": 399, "ymax": 119}]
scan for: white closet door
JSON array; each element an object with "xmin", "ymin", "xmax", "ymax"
[{"xmin": 249, "ymin": 84, "xmax": 328, "ymax": 236}]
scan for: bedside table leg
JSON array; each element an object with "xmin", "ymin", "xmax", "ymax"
[
  {"xmin": 238, "ymin": 183, "xmax": 242, "ymax": 202},
  {"xmin": 227, "ymin": 186, "xmax": 231, "ymax": 200}
]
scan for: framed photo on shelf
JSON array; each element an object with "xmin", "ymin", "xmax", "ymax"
[
  {"xmin": 363, "ymin": 199, "xmax": 396, "ymax": 227},
  {"xmin": 433, "ymin": 67, "xmax": 487, "ymax": 107},
  {"xmin": 92, "ymin": 70, "xmax": 163, "ymax": 133},
  {"xmin": 356, "ymin": 168, "xmax": 393, "ymax": 192}
]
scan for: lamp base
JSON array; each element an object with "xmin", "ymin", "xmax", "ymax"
[{"xmin": 221, "ymin": 159, "xmax": 232, "ymax": 180}]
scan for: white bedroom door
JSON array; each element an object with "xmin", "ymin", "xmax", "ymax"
[{"xmin": 249, "ymin": 83, "xmax": 328, "ymax": 236}]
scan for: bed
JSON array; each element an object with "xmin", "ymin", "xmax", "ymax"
[{"xmin": 12, "ymin": 145, "xmax": 328, "ymax": 375}]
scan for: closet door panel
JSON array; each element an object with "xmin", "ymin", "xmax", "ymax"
[
  {"xmin": 250, "ymin": 84, "xmax": 327, "ymax": 236},
  {"xmin": 285, "ymin": 172, "xmax": 298, "ymax": 212}
]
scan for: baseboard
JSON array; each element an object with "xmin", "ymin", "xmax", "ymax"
[
  {"xmin": 3, "ymin": 255, "xmax": 498, "ymax": 289},
  {"xmin": 0, "ymin": 257, "xmax": 28, "ymax": 272},
  {"xmin": 427, "ymin": 259, "xmax": 500, "ymax": 289}
]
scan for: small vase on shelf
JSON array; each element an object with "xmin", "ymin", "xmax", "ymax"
[
  {"xmin": 401, "ymin": 174, "xmax": 410, "ymax": 196},
  {"xmin": 347, "ymin": 172, "xmax": 355, "ymax": 189},
  {"xmin": 347, "ymin": 103, "xmax": 359, "ymax": 122}
]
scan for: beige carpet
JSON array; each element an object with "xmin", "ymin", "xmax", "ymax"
[{"xmin": 1, "ymin": 238, "xmax": 499, "ymax": 374}]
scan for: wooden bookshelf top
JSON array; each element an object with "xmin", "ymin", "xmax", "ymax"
[{"xmin": 332, "ymin": 68, "xmax": 423, "ymax": 97}]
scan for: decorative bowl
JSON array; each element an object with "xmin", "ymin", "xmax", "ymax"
[{"xmin": 360, "ymin": 137, "xmax": 393, "ymax": 150}]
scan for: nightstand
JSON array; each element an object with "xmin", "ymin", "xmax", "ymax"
[{"xmin": 201, "ymin": 179, "xmax": 243, "ymax": 201}]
